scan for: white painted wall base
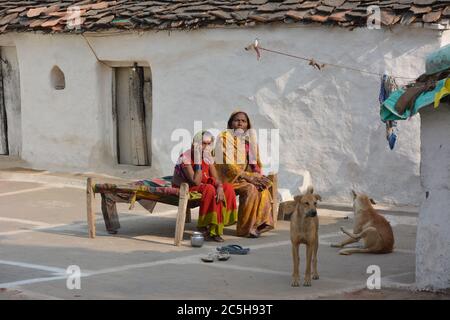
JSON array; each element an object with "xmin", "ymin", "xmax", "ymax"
[{"xmin": 416, "ymin": 104, "xmax": 450, "ymax": 291}]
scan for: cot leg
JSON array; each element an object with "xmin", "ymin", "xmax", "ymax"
[
  {"xmin": 174, "ymin": 183, "xmax": 189, "ymax": 246},
  {"xmin": 86, "ymin": 177, "xmax": 96, "ymax": 238}
]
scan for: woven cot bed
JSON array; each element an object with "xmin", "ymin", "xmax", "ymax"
[{"xmin": 86, "ymin": 175, "xmax": 278, "ymax": 246}]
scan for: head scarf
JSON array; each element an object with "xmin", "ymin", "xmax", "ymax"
[
  {"xmin": 192, "ymin": 130, "xmax": 214, "ymax": 145},
  {"xmin": 227, "ymin": 110, "xmax": 252, "ymax": 130},
  {"xmin": 192, "ymin": 130, "xmax": 215, "ymax": 164}
]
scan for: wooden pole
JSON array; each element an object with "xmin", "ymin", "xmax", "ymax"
[
  {"xmin": 86, "ymin": 178, "xmax": 96, "ymax": 238},
  {"xmin": 270, "ymin": 174, "xmax": 279, "ymax": 228},
  {"xmin": 174, "ymin": 183, "xmax": 189, "ymax": 246},
  {"xmin": 0, "ymin": 53, "xmax": 9, "ymax": 155},
  {"xmin": 129, "ymin": 65, "xmax": 149, "ymax": 166}
]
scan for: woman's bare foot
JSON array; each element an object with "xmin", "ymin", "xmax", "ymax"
[
  {"xmin": 213, "ymin": 235, "xmax": 224, "ymax": 242},
  {"xmin": 247, "ymin": 231, "xmax": 260, "ymax": 238}
]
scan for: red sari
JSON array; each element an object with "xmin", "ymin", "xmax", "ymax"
[{"xmin": 173, "ymin": 150, "xmax": 237, "ymax": 236}]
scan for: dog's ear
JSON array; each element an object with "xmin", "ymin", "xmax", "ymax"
[
  {"xmin": 370, "ymin": 198, "xmax": 376, "ymax": 205},
  {"xmin": 314, "ymin": 194, "xmax": 322, "ymax": 202},
  {"xmin": 294, "ymin": 195, "xmax": 302, "ymax": 203},
  {"xmin": 306, "ymin": 186, "xmax": 314, "ymax": 194},
  {"xmin": 351, "ymin": 189, "xmax": 357, "ymax": 199}
]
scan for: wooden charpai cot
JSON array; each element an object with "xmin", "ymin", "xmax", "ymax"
[{"xmin": 86, "ymin": 175, "xmax": 279, "ymax": 246}]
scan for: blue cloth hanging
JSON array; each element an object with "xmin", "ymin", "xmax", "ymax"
[{"xmin": 379, "ymin": 74, "xmax": 399, "ymax": 150}]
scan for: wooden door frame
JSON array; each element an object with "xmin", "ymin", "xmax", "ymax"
[
  {"xmin": 0, "ymin": 51, "xmax": 8, "ymax": 155},
  {"xmin": 112, "ymin": 64, "xmax": 152, "ymax": 166}
]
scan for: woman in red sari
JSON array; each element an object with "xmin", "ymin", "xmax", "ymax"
[{"xmin": 172, "ymin": 131, "xmax": 237, "ymax": 242}]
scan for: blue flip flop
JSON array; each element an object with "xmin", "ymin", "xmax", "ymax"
[{"xmin": 216, "ymin": 244, "xmax": 250, "ymax": 255}]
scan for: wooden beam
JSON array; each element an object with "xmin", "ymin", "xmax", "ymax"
[
  {"xmin": 270, "ymin": 174, "xmax": 279, "ymax": 228},
  {"xmin": 112, "ymin": 68, "xmax": 120, "ymax": 164},
  {"xmin": 0, "ymin": 51, "xmax": 9, "ymax": 155},
  {"xmin": 86, "ymin": 177, "xmax": 96, "ymax": 238},
  {"xmin": 129, "ymin": 66, "xmax": 149, "ymax": 166},
  {"xmin": 143, "ymin": 67, "xmax": 152, "ymax": 166},
  {"xmin": 174, "ymin": 183, "xmax": 189, "ymax": 246}
]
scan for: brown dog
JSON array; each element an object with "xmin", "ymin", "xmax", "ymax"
[
  {"xmin": 290, "ymin": 186, "xmax": 321, "ymax": 287},
  {"xmin": 331, "ymin": 190, "xmax": 394, "ymax": 255}
]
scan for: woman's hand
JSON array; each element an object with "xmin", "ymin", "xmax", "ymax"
[
  {"xmin": 193, "ymin": 143, "xmax": 203, "ymax": 165},
  {"xmin": 203, "ymin": 146, "xmax": 214, "ymax": 164},
  {"xmin": 216, "ymin": 184, "xmax": 225, "ymax": 203},
  {"xmin": 257, "ymin": 175, "xmax": 272, "ymax": 189},
  {"xmin": 242, "ymin": 173, "xmax": 256, "ymax": 185},
  {"xmin": 244, "ymin": 173, "xmax": 271, "ymax": 191}
]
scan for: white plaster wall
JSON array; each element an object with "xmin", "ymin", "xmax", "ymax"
[
  {"xmin": 441, "ymin": 29, "xmax": 450, "ymax": 46},
  {"xmin": 88, "ymin": 25, "xmax": 438, "ymax": 205},
  {"xmin": 0, "ymin": 25, "xmax": 445, "ymax": 205},
  {"xmin": 10, "ymin": 33, "xmax": 110, "ymax": 172},
  {"xmin": 416, "ymin": 104, "xmax": 450, "ymax": 291}
]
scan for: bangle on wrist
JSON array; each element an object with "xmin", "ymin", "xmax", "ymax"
[{"xmin": 193, "ymin": 164, "xmax": 201, "ymax": 171}]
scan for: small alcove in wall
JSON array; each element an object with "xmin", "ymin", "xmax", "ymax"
[{"xmin": 50, "ymin": 65, "xmax": 65, "ymax": 90}]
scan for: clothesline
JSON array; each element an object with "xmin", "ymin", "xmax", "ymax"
[{"xmin": 245, "ymin": 39, "xmax": 417, "ymax": 81}]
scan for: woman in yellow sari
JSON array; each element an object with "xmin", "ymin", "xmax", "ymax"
[{"xmin": 215, "ymin": 111, "xmax": 274, "ymax": 238}]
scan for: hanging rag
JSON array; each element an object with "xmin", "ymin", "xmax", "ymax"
[
  {"xmin": 434, "ymin": 78, "xmax": 450, "ymax": 108},
  {"xmin": 379, "ymin": 74, "xmax": 399, "ymax": 150},
  {"xmin": 394, "ymin": 70, "xmax": 450, "ymax": 115}
]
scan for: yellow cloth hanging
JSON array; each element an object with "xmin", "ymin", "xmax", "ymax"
[{"xmin": 434, "ymin": 78, "xmax": 450, "ymax": 108}]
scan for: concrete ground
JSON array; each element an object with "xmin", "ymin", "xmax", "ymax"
[{"xmin": 0, "ymin": 161, "xmax": 448, "ymax": 300}]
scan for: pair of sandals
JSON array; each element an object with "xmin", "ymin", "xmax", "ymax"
[
  {"xmin": 200, "ymin": 244, "xmax": 250, "ymax": 263},
  {"xmin": 201, "ymin": 251, "xmax": 230, "ymax": 263},
  {"xmin": 217, "ymin": 244, "xmax": 250, "ymax": 255}
]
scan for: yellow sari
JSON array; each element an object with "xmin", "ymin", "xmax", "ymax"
[{"xmin": 215, "ymin": 129, "xmax": 274, "ymax": 237}]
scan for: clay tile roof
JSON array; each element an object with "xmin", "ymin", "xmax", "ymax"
[{"xmin": 0, "ymin": 0, "xmax": 449, "ymax": 34}]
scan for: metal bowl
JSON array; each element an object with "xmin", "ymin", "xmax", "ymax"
[{"xmin": 191, "ymin": 232, "xmax": 204, "ymax": 247}]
